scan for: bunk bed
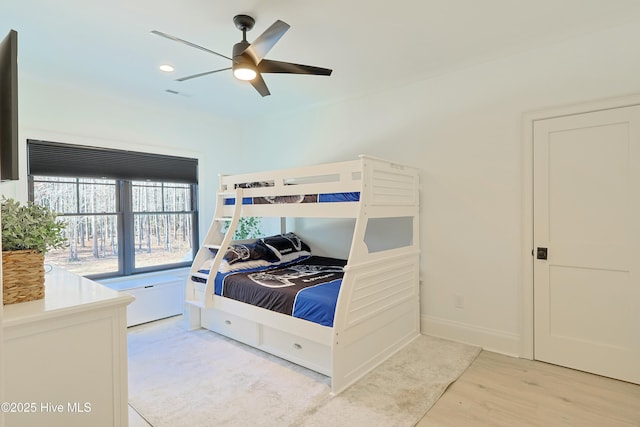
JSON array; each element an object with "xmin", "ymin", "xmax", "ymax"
[{"xmin": 185, "ymin": 155, "xmax": 420, "ymax": 394}]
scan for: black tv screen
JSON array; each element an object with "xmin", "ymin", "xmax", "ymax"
[{"xmin": 0, "ymin": 29, "xmax": 19, "ymax": 181}]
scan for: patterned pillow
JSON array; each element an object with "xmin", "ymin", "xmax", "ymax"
[{"xmin": 214, "ymin": 241, "xmax": 278, "ymax": 265}]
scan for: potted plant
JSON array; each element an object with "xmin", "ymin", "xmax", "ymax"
[{"xmin": 1, "ymin": 197, "xmax": 66, "ymax": 304}]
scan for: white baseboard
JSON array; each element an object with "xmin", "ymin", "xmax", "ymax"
[{"xmin": 421, "ymin": 315, "xmax": 521, "ymax": 357}]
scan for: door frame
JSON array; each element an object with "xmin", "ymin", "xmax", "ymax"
[{"xmin": 520, "ymin": 93, "xmax": 640, "ymax": 359}]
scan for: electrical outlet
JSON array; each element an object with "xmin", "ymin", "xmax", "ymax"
[{"xmin": 454, "ymin": 294, "xmax": 464, "ymax": 309}]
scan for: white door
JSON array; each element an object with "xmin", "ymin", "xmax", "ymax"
[{"xmin": 533, "ymin": 105, "xmax": 640, "ymax": 385}]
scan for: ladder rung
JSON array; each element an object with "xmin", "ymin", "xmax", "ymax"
[
  {"xmin": 190, "ymin": 272, "xmax": 209, "ymax": 280},
  {"xmin": 214, "ymin": 217, "xmax": 231, "ymax": 222},
  {"xmin": 204, "ymin": 244, "xmax": 221, "ymax": 250}
]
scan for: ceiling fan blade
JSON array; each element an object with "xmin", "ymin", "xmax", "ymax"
[
  {"xmin": 258, "ymin": 59, "xmax": 332, "ymax": 76},
  {"xmin": 151, "ymin": 30, "xmax": 232, "ymax": 61},
  {"xmin": 176, "ymin": 67, "xmax": 232, "ymax": 82},
  {"xmin": 243, "ymin": 20, "xmax": 290, "ymax": 63},
  {"xmin": 250, "ymin": 73, "xmax": 271, "ymax": 97}
]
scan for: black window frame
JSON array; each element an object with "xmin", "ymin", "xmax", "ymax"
[{"xmin": 27, "ymin": 140, "xmax": 199, "ymax": 280}]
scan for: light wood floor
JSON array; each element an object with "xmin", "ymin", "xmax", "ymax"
[
  {"xmin": 129, "ymin": 350, "xmax": 640, "ymax": 426},
  {"xmin": 418, "ymin": 350, "xmax": 640, "ymax": 427}
]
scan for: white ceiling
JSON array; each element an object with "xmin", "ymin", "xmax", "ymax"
[{"xmin": 2, "ymin": 0, "xmax": 640, "ymax": 120}]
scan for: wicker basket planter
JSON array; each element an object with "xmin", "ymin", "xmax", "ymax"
[{"xmin": 2, "ymin": 249, "xmax": 45, "ymax": 305}]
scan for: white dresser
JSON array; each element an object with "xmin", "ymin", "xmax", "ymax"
[{"xmin": 2, "ymin": 267, "xmax": 134, "ymax": 427}]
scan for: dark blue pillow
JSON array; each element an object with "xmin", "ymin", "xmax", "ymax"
[{"xmin": 260, "ymin": 233, "xmax": 310, "ymax": 258}]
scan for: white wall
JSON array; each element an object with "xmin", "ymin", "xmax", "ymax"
[
  {"xmin": 4, "ymin": 19, "xmax": 640, "ymax": 356},
  {"xmin": 243, "ymin": 21, "xmax": 640, "ymax": 355},
  {"xmin": 0, "ymin": 73, "xmax": 238, "ymax": 243}
]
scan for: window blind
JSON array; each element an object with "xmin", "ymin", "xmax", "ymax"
[{"xmin": 27, "ymin": 140, "xmax": 198, "ymax": 183}]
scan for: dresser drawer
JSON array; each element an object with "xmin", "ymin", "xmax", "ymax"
[
  {"xmin": 201, "ymin": 309, "xmax": 259, "ymax": 346},
  {"xmin": 260, "ymin": 325, "xmax": 331, "ymax": 375}
]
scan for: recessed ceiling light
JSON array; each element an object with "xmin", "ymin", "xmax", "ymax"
[{"xmin": 159, "ymin": 64, "xmax": 174, "ymax": 72}]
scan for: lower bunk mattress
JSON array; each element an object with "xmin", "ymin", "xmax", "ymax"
[{"xmin": 196, "ymin": 256, "xmax": 347, "ymax": 327}]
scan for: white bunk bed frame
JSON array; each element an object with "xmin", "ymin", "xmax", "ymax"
[{"xmin": 185, "ymin": 155, "xmax": 420, "ymax": 394}]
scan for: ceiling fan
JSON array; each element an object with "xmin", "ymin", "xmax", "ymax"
[{"xmin": 152, "ymin": 14, "xmax": 332, "ymax": 97}]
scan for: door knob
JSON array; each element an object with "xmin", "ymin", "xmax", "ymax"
[{"xmin": 536, "ymin": 247, "xmax": 548, "ymax": 260}]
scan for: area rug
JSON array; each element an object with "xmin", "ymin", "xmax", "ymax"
[{"xmin": 128, "ymin": 316, "xmax": 480, "ymax": 427}]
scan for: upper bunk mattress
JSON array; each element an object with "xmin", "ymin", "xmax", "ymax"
[{"xmin": 224, "ymin": 192, "xmax": 360, "ymax": 206}]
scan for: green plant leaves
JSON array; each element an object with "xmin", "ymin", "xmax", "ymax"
[
  {"xmin": 1, "ymin": 197, "xmax": 67, "ymax": 254},
  {"xmin": 223, "ymin": 217, "xmax": 263, "ymax": 240}
]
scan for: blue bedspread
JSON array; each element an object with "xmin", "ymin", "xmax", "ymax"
[{"xmin": 197, "ymin": 256, "xmax": 346, "ymax": 327}]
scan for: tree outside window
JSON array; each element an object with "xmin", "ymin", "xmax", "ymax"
[{"xmin": 31, "ymin": 176, "xmax": 197, "ymax": 278}]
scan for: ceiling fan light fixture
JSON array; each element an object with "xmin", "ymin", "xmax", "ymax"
[
  {"xmin": 233, "ymin": 66, "xmax": 257, "ymax": 81},
  {"xmin": 232, "ymin": 41, "xmax": 257, "ymax": 81}
]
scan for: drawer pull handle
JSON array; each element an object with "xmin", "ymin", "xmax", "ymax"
[
  {"xmin": 293, "ymin": 343, "xmax": 302, "ymax": 350},
  {"xmin": 225, "ymin": 320, "xmax": 232, "ymax": 325}
]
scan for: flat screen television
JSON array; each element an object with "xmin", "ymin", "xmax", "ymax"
[{"xmin": 0, "ymin": 29, "xmax": 19, "ymax": 181}]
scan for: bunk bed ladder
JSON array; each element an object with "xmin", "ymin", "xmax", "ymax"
[{"xmin": 184, "ymin": 188, "xmax": 243, "ymax": 329}]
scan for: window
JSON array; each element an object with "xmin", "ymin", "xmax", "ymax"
[
  {"xmin": 131, "ymin": 181, "xmax": 195, "ymax": 270},
  {"xmin": 33, "ymin": 176, "xmax": 120, "ymax": 276},
  {"xmin": 28, "ymin": 140, "xmax": 198, "ymax": 279}
]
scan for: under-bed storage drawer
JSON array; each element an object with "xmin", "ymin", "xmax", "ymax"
[
  {"xmin": 259, "ymin": 326, "xmax": 331, "ymax": 375},
  {"xmin": 201, "ymin": 309, "xmax": 259, "ymax": 346}
]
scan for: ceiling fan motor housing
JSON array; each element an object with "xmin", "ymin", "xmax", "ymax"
[
  {"xmin": 232, "ymin": 40, "xmax": 256, "ymax": 78},
  {"xmin": 232, "ymin": 40, "xmax": 251, "ymax": 60}
]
